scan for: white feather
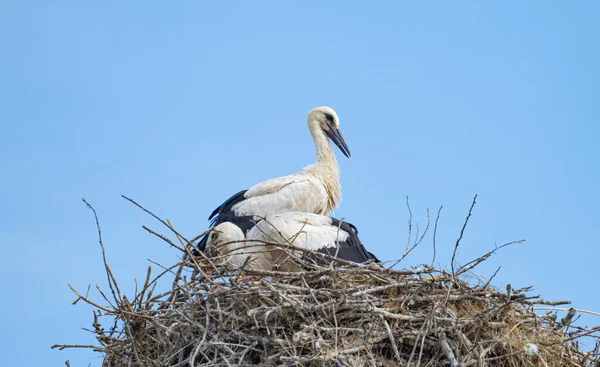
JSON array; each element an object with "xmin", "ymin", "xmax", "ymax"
[
  {"xmin": 249, "ymin": 212, "xmax": 350, "ymax": 252},
  {"xmin": 207, "ymin": 212, "xmax": 353, "ymax": 272},
  {"xmin": 232, "ymin": 174, "xmax": 329, "ymax": 218}
]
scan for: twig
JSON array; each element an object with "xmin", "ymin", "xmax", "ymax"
[
  {"xmin": 121, "ymin": 195, "xmax": 190, "ymax": 244},
  {"xmin": 168, "ymin": 219, "xmax": 186, "ymax": 247},
  {"xmin": 451, "ymin": 194, "xmax": 477, "ymax": 278},
  {"xmin": 401, "ymin": 208, "xmax": 431, "ymax": 261},
  {"xmin": 438, "ymin": 331, "xmax": 459, "ymax": 367},
  {"xmin": 431, "ymin": 205, "xmax": 443, "ymax": 267},
  {"xmin": 68, "ymin": 284, "xmax": 112, "ymax": 313},
  {"xmin": 142, "ymin": 225, "xmax": 185, "ymax": 253},
  {"xmin": 457, "ymin": 239, "xmax": 524, "ymax": 275},
  {"xmin": 388, "ymin": 205, "xmax": 431, "ymax": 268},
  {"xmin": 405, "ymin": 196, "xmax": 413, "ymax": 254},
  {"xmin": 82, "ymin": 198, "xmax": 121, "ymax": 308},
  {"xmin": 379, "ymin": 314, "xmax": 402, "ymax": 361},
  {"xmin": 51, "ymin": 344, "xmax": 104, "ymax": 352},
  {"xmin": 529, "ymin": 307, "xmax": 600, "ymax": 318},
  {"xmin": 482, "ymin": 266, "xmax": 501, "ymax": 289}
]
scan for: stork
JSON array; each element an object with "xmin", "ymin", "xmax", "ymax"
[
  {"xmin": 195, "ymin": 106, "xmax": 351, "ymax": 253},
  {"xmin": 204, "ymin": 212, "xmax": 378, "ymax": 272}
]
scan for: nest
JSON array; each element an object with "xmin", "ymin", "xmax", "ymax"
[{"xmin": 53, "ymin": 197, "xmax": 600, "ymax": 366}]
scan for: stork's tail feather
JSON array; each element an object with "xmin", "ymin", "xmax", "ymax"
[{"xmin": 208, "ymin": 189, "xmax": 248, "ymax": 224}]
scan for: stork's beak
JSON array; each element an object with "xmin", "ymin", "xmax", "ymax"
[{"xmin": 326, "ymin": 127, "xmax": 351, "ymax": 158}]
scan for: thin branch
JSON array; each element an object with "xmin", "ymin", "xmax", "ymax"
[
  {"xmin": 451, "ymin": 194, "xmax": 477, "ymax": 277},
  {"xmin": 438, "ymin": 331, "xmax": 459, "ymax": 367},
  {"xmin": 121, "ymin": 195, "xmax": 190, "ymax": 244},
  {"xmin": 457, "ymin": 239, "xmax": 525, "ymax": 275},
  {"xmin": 405, "ymin": 196, "xmax": 413, "ymax": 253},
  {"xmin": 482, "ymin": 266, "xmax": 501, "ymax": 289},
  {"xmin": 431, "ymin": 205, "xmax": 443, "ymax": 267},
  {"xmin": 142, "ymin": 225, "xmax": 185, "ymax": 253},
  {"xmin": 51, "ymin": 344, "xmax": 104, "ymax": 352},
  {"xmin": 82, "ymin": 198, "xmax": 121, "ymax": 308}
]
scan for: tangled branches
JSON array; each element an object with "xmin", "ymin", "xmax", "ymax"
[{"xmin": 52, "ymin": 197, "xmax": 600, "ymax": 366}]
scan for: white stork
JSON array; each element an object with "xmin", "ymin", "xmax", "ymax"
[
  {"xmin": 195, "ymin": 106, "xmax": 351, "ymax": 253},
  {"xmin": 203, "ymin": 212, "xmax": 378, "ymax": 271}
]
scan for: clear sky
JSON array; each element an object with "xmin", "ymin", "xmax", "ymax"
[{"xmin": 1, "ymin": 2, "xmax": 598, "ymax": 366}]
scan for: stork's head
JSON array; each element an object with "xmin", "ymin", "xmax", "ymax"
[
  {"xmin": 308, "ymin": 106, "xmax": 351, "ymax": 158},
  {"xmin": 205, "ymin": 222, "xmax": 245, "ymax": 256}
]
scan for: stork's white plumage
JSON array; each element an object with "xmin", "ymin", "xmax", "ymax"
[
  {"xmin": 196, "ymin": 106, "xmax": 351, "ymax": 253},
  {"xmin": 204, "ymin": 212, "xmax": 378, "ymax": 272}
]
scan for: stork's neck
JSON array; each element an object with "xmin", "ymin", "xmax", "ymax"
[
  {"xmin": 309, "ymin": 121, "xmax": 338, "ymax": 166},
  {"xmin": 307, "ymin": 122, "xmax": 341, "ymax": 212}
]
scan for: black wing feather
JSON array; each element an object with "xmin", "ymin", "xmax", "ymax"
[
  {"xmin": 194, "ymin": 189, "xmax": 255, "ymax": 255},
  {"xmin": 208, "ymin": 189, "xmax": 249, "ymax": 224},
  {"xmin": 316, "ymin": 218, "xmax": 379, "ymax": 263}
]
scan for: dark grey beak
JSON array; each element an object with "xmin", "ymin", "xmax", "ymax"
[{"xmin": 325, "ymin": 127, "xmax": 351, "ymax": 158}]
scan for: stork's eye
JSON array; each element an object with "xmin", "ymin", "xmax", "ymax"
[
  {"xmin": 211, "ymin": 233, "xmax": 220, "ymax": 241},
  {"xmin": 324, "ymin": 113, "xmax": 334, "ymax": 123}
]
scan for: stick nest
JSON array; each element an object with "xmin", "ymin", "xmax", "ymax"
[{"xmin": 53, "ymin": 198, "xmax": 600, "ymax": 366}]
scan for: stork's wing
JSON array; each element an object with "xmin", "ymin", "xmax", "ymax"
[
  {"xmin": 251, "ymin": 212, "xmax": 378, "ymax": 264},
  {"xmin": 208, "ymin": 189, "xmax": 248, "ymax": 224},
  {"xmin": 232, "ymin": 174, "xmax": 328, "ymax": 218},
  {"xmin": 195, "ymin": 175, "xmax": 327, "ymax": 255}
]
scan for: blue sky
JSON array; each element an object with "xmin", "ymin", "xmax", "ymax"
[{"xmin": 1, "ymin": 2, "xmax": 598, "ymax": 365}]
